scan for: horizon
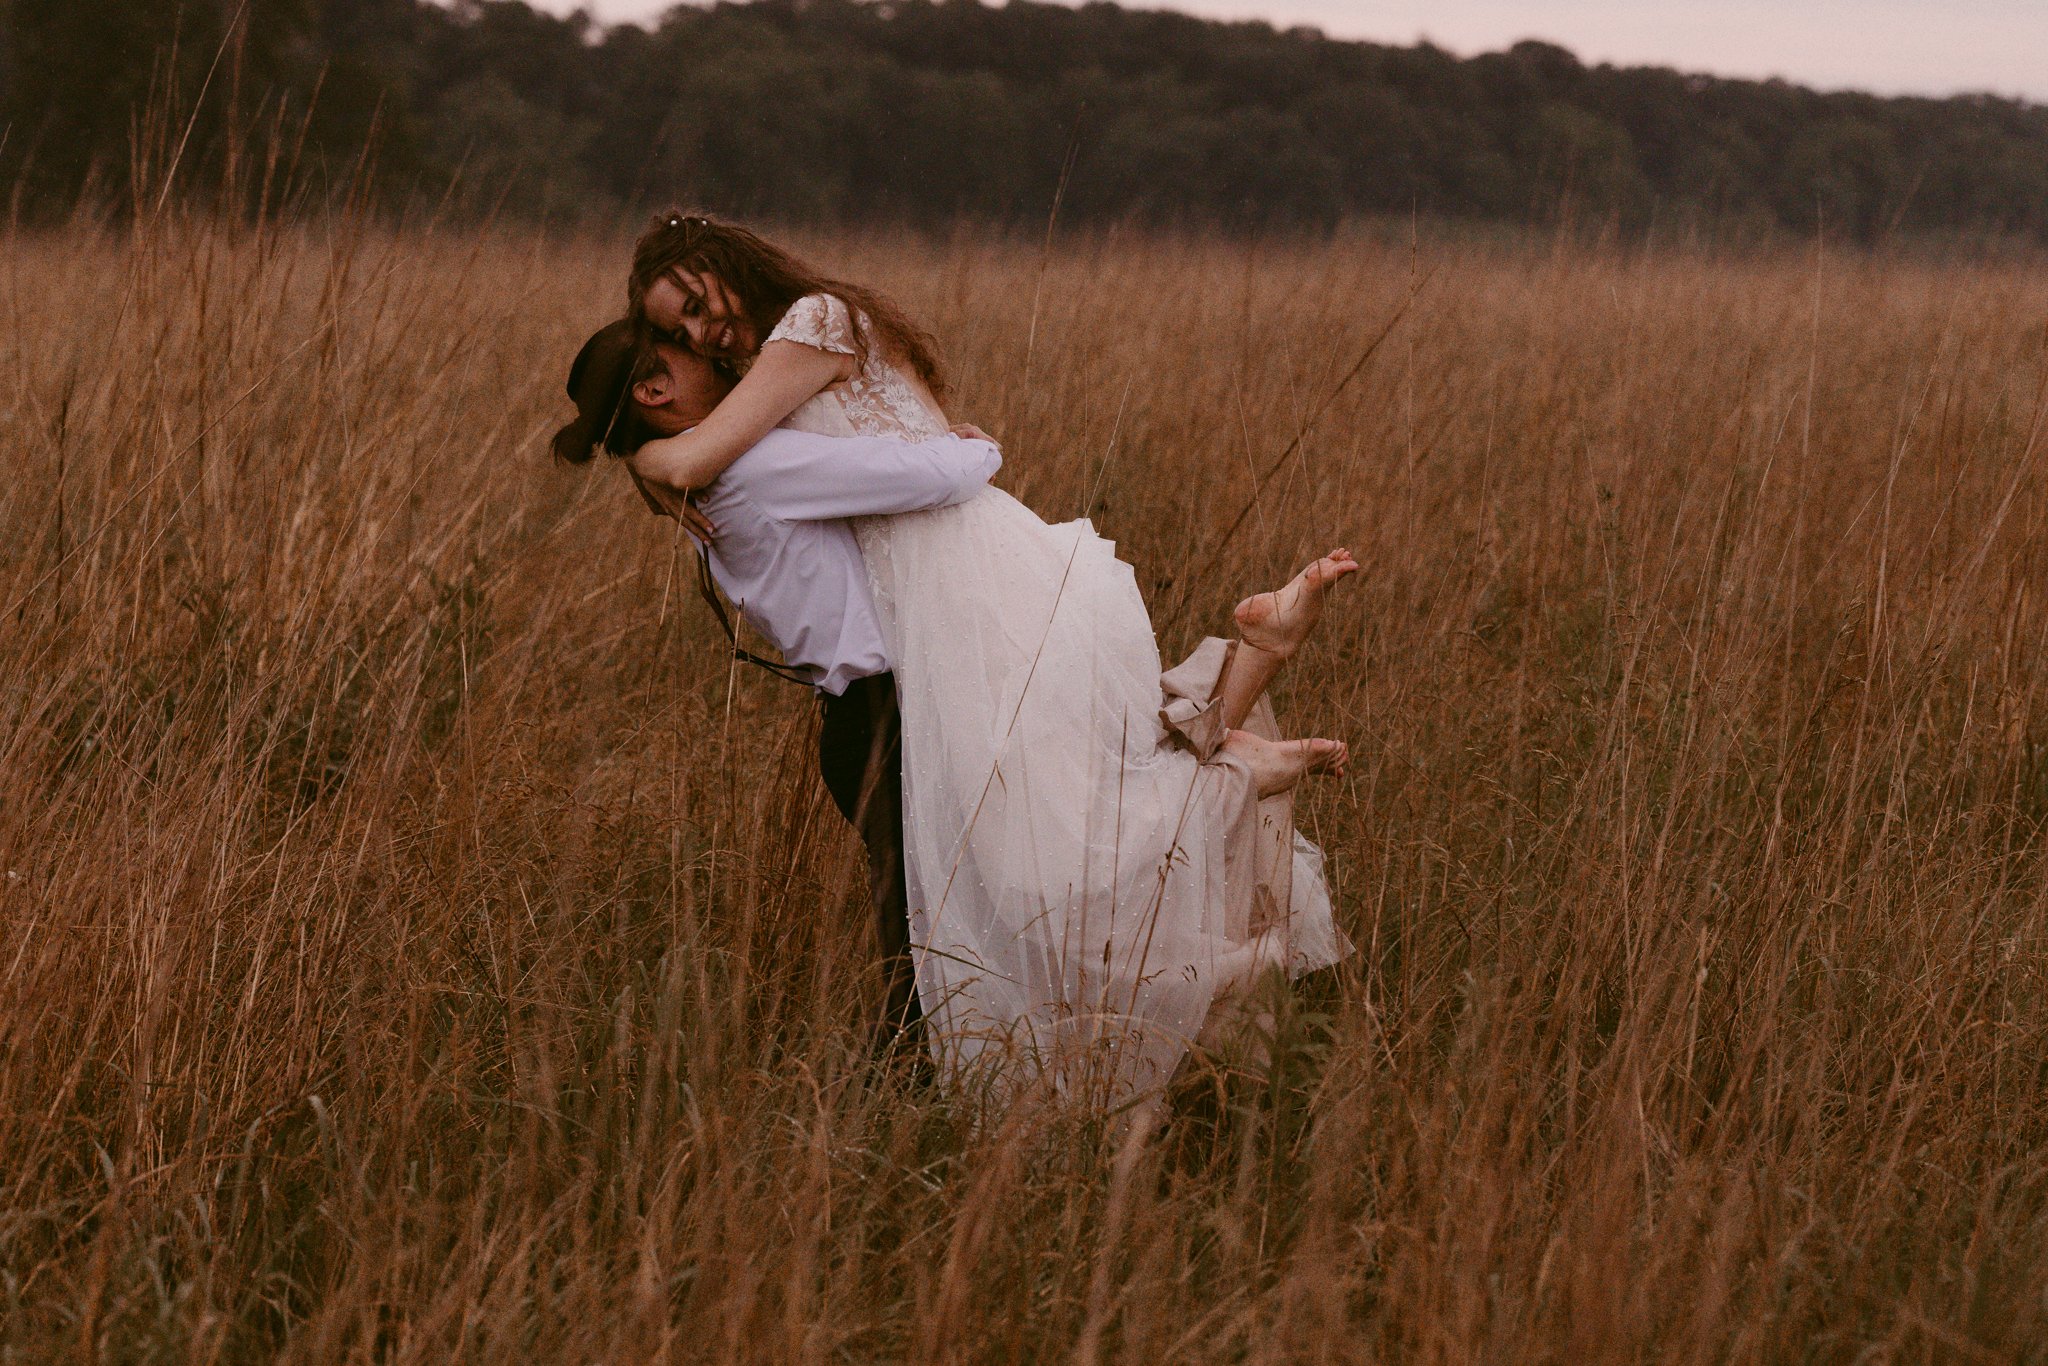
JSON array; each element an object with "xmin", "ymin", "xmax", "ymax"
[{"xmin": 524, "ymin": 0, "xmax": 2048, "ymax": 104}]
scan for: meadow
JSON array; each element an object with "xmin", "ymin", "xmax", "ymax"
[{"xmin": 3, "ymin": 208, "xmax": 2046, "ymax": 1362}]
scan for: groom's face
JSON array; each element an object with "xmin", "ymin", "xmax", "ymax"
[{"xmin": 630, "ymin": 340, "xmax": 732, "ymax": 435}]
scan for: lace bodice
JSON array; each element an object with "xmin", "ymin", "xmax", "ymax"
[{"xmin": 768, "ymin": 293, "xmax": 949, "ymax": 442}]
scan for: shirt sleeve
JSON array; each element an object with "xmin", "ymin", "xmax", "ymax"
[{"xmin": 733, "ymin": 429, "xmax": 1001, "ymax": 521}]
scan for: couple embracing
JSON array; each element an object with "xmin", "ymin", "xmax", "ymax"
[{"xmin": 553, "ymin": 212, "xmax": 1356, "ymax": 1110}]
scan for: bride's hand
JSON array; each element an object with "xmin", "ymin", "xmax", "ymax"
[
  {"xmin": 628, "ymin": 465, "xmax": 718, "ymax": 542},
  {"xmin": 630, "ymin": 428, "xmax": 718, "ymax": 492},
  {"xmin": 949, "ymin": 422, "xmax": 999, "ymax": 448}
]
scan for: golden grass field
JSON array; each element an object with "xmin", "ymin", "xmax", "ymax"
[{"xmin": 3, "ymin": 210, "xmax": 2047, "ymax": 1362}]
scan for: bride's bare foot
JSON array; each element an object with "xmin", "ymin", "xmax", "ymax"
[
  {"xmin": 1234, "ymin": 548, "xmax": 1360, "ymax": 659},
  {"xmin": 1221, "ymin": 730, "xmax": 1348, "ymax": 797}
]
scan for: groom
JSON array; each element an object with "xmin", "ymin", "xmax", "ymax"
[{"xmin": 556, "ymin": 320, "xmax": 1001, "ymax": 1062}]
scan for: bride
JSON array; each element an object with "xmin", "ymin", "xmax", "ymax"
[{"xmin": 626, "ymin": 212, "xmax": 1355, "ymax": 1105}]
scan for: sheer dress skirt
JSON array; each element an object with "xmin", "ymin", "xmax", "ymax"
[{"xmin": 855, "ymin": 487, "xmax": 1349, "ymax": 1102}]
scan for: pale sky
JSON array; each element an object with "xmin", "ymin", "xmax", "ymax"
[{"xmin": 528, "ymin": 0, "xmax": 2048, "ymax": 102}]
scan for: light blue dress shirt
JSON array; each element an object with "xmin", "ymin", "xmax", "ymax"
[{"xmin": 692, "ymin": 430, "xmax": 1000, "ymax": 694}]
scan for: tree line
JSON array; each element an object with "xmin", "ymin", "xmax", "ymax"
[{"xmin": 4, "ymin": 0, "xmax": 2046, "ymax": 240}]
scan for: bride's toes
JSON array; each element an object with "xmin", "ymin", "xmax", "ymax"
[
  {"xmin": 1302, "ymin": 549, "xmax": 1362, "ymax": 600},
  {"xmin": 1299, "ymin": 738, "xmax": 1348, "ymax": 779},
  {"xmin": 1309, "ymin": 546, "xmax": 1356, "ymax": 576}
]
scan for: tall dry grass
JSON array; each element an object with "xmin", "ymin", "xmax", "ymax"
[{"xmin": 3, "ymin": 206, "xmax": 2047, "ymax": 1362}]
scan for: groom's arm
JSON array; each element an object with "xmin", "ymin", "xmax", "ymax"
[{"xmin": 732, "ymin": 429, "xmax": 1001, "ymax": 521}]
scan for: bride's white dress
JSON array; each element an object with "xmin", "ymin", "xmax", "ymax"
[{"xmin": 772, "ymin": 294, "xmax": 1350, "ymax": 1101}]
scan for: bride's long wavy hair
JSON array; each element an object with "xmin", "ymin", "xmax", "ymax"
[{"xmin": 627, "ymin": 210, "xmax": 945, "ymax": 395}]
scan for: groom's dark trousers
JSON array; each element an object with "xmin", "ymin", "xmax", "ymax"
[{"xmin": 816, "ymin": 671, "xmax": 923, "ymax": 1056}]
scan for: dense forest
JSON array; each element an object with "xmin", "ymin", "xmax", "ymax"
[{"xmin": 3, "ymin": 0, "xmax": 2046, "ymax": 239}]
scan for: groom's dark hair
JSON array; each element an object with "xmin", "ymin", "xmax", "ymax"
[{"xmin": 551, "ymin": 318, "xmax": 664, "ymax": 464}]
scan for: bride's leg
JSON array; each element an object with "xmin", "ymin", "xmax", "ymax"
[
  {"xmin": 1209, "ymin": 640, "xmax": 1287, "ymax": 739},
  {"xmin": 1211, "ymin": 549, "xmax": 1359, "ymax": 732}
]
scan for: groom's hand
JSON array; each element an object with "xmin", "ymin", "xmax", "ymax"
[
  {"xmin": 628, "ymin": 466, "xmax": 718, "ymax": 542},
  {"xmin": 949, "ymin": 422, "xmax": 998, "ymax": 449}
]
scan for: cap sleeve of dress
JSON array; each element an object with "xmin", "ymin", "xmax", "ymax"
[{"xmin": 766, "ymin": 293, "xmax": 860, "ymax": 357}]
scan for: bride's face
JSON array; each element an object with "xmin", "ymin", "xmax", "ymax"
[{"xmin": 642, "ymin": 267, "xmax": 757, "ymax": 359}]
